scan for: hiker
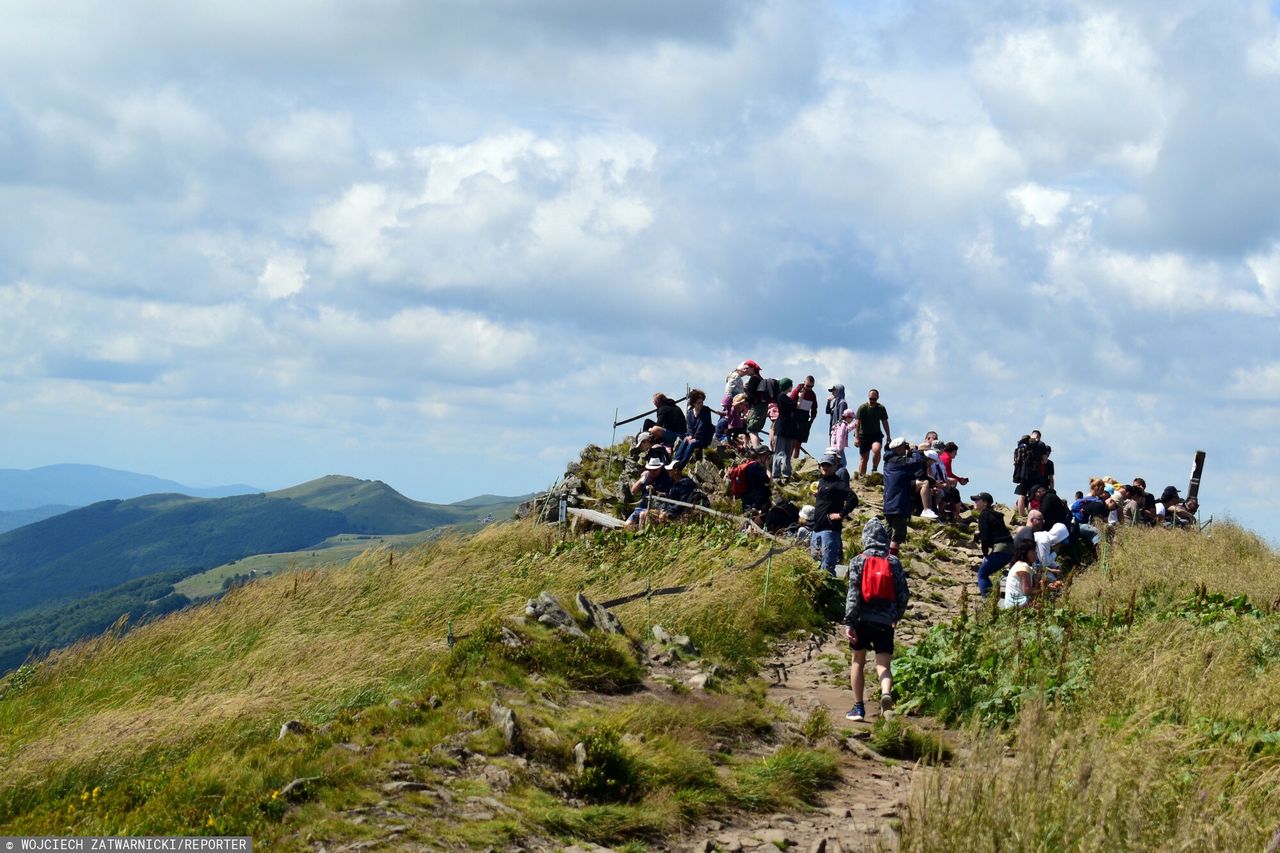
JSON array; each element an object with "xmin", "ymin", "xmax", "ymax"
[
  {"xmin": 972, "ymin": 491, "xmax": 1014, "ymax": 596},
  {"xmin": 742, "ymin": 366, "xmax": 768, "ymax": 449},
  {"xmin": 826, "ymin": 383, "xmax": 849, "ymax": 438},
  {"xmin": 632, "ymin": 432, "xmax": 672, "ymax": 466},
  {"xmin": 882, "ymin": 437, "xmax": 925, "ymax": 546},
  {"xmin": 1012, "ymin": 431, "xmax": 1050, "ymax": 517},
  {"xmin": 731, "ymin": 446, "xmax": 773, "ymax": 521},
  {"xmin": 624, "ymin": 458, "xmax": 673, "ymax": 530},
  {"xmin": 1071, "ymin": 479, "xmax": 1108, "ymax": 524},
  {"xmin": 830, "ymin": 409, "xmax": 854, "ymax": 469},
  {"xmin": 672, "ymin": 388, "xmax": 713, "ymax": 470},
  {"xmin": 844, "ymin": 518, "xmax": 910, "ymax": 722},
  {"xmin": 652, "ymin": 393, "xmax": 687, "ymax": 437},
  {"xmin": 854, "ymin": 388, "xmax": 891, "ymax": 477},
  {"xmin": 789, "ymin": 376, "xmax": 819, "ymax": 459},
  {"xmin": 653, "ymin": 463, "xmax": 701, "ymax": 523},
  {"xmin": 717, "ymin": 392, "xmax": 749, "ymax": 447},
  {"xmin": 771, "ymin": 378, "xmax": 801, "ymax": 481},
  {"xmin": 1036, "ymin": 485, "xmax": 1072, "ymax": 530},
  {"xmin": 1034, "ymin": 521, "xmax": 1071, "ymax": 571},
  {"xmin": 1130, "ymin": 477, "xmax": 1158, "ymax": 525},
  {"xmin": 812, "ymin": 452, "xmax": 860, "ymax": 576},
  {"xmin": 1000, "ymin": 540, "xmax": 1042, "ymax": 609},
  {"xmin": 918, "ymin": 430, "xmax": 939, "ymax": 449},
  {"xmin": 1012, "ymin": 509, "xmax": 1044, "ymax": 557},
  {"xmin": 918, "ymin": 448, "xmax": 946, "ymax": 520}
]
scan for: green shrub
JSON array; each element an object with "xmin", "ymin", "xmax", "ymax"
[
  {"xmin": 868, "ymin": 717, "xmax": 951, "ymax": 764},
  {"xmin": 573, "ymin": 727, "xmax": 645, "ymax": 803}
]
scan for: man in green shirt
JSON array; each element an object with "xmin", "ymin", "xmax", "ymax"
[{"xmin": 854, "ymin": 388, "xmax": 891, "ymax": 477}]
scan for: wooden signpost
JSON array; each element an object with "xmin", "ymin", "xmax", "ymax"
[{"xmin": 1187, "ymin": 450, "xmax": 1206, "ymax": 500}]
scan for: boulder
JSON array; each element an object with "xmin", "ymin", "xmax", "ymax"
[
  {"xmin": 576, "ymin": 592, "xmax": 627, "ymax": 635},
  {"xmin": 489, "ymin": 702, "xmax": 518, "ymax": 751},
  {"xmin": 525, "ymin": 592, "xmax": 586, "ymax": 638}
]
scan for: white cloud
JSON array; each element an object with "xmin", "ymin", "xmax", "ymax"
[
  {"xmin": 257, "ymin": 253, "xmax": 308, "ymax": 300},
  {"xmin": 1007, "ymin": 183, "xmax": 1072, "ymax": 228}
]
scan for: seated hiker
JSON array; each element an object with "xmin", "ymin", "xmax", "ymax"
[
  {"xmin": 624, "ymin": 458, "xmax": 674, "ymax": 530},
  {"xmin": 1130, "ymin": 477, "xmax": 1158, "ymax": 525},
  {"xmin": 672, "ymin": 388, "xmax": 714, "ymax": 469},
  {"xmin": 813, "ymin": 452, "xmax": 860, "ymax": 576},
  {"xmin": 918, "ymin": 449, "xmax": 946, "ymax": 520},
  {"xmin": 940, "ymin": 442, "xmax": 970, "ymax": 488},
  {"xmin": 1156, "ymin": 486, "xmax": 1190, "ymax": 527},
  {"xmin": 647, "ymin": 423, "xmax": 680, "ymax": 449},
  {"xmin": 797, "ymin": 504, "xmax": 816, "ymax": 547},
  {"xmin": 653, "ymin": 392, "xmax": 687, "ymax": 437},
  {"xmin": 972, "ymin": 492, "xmax": 1014, "ymax": 597},
  {"xmin": 844, "ymin": 518, "xmax": 910, "ymax": 722},
  {"xmin": 728, "ymin": 445, "xmax": 773, "ymax": 522},
  {"xmin": 632, "ymin": 432, "xmax": 672, "ymax": 466},
  {"xmin": 1072, "ymin": 479, "xmax": 1108, "ymax": 524},
  {"xmin": 1000, "ymin": 540, "xmax": 1051, "ymax": 609},
  {"xmin": 1034, "ymin": 521, "xmax": 1071, "ymax": 571},
  {"xmin": 653, "ymin": 463, "xmax": 702, "ymax": 523}
]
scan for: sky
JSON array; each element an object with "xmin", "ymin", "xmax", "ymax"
[{"xmin": 1, "ymin": 1, "xmax": 1277, "ymax": 539}]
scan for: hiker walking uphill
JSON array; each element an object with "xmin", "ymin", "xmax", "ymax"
[
  {"xmin": 812, "ymin": 452, "xmax": 860, "ymax": 576},
  {"xmin": 844, "ymin": 518, "xmax": 910, "ymax": 722},
  {"xmin": 854, "ymin": 389, "xmax": 891, "ymax": 477}
]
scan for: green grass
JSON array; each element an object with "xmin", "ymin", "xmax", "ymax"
[
  {"xmin": 0, "ymin": 516, "xmax": 834, "ymax": 848},
  {"xmin": 899, "ymin": 523, "xmax": 1280, "ymax": 851}
]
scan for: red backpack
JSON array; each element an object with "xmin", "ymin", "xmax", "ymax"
[
  {"xmin": 727, "ymin": 460, "xmax": 753, "ymax": 498},
  {"xmin": 861, "ymin": 554, "xmax": 895, "ymax": 602}
]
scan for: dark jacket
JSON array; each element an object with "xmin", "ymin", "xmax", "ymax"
[
  {"xmin": 813, "ymin": 474, "xmax": 859, "ymax": 533},
  {"xmin": 741, "ymin": 460, "xmax": 771, "ymax": 510},
  {"xmin": 845, "ymin": 519, "xmax": 910, "ymax": 626},
  {"xmin": 774, "ymin": 390, "xmax": 803, "ymax": 440},
  {"xmin": 976, "ymin": 506, "xmax": 1014, "ymax": 555},
  {"xmin": 1039, "ymin": 488, "xmax": 1072, "ymax": 529},
  {"xmin": 882, "ymin": 448, "xmax": 925, "ymax": 516},
  {"xmin": 826, "ymin": 384, "xmax": 848, "ymax": 435},
  {"xmin": 686, "ymin": 405, "xmax": 714, "ymax": 445},
  {"xmin": 656, "ymin": 400, "xmax": 687, "ymax": 436}
]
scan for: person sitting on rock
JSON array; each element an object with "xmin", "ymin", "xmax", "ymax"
[
  {"xmin": 652, "ymin": 392, "xmax": 687, "ymax": 437},
  {"xmin": 653, "ymin": 463, "xmax": 702, "ymax": 523},
  {"xmin": 844, "ymin": 518, "xmax": 910, "ymax": 722},
  {"xmin": 672, "ymin": 388, "xmax": 714, "ymax": 470},
  {"xmin": 631, "ymin": 431, "xmax": 671, "ymax": 466},
  {"xmin": 624, "ymin": 458, "xmax": 673, "ymax": 531},
  {"xmin": 1001, "ymin": 540, "xmax": 1045, "ymax": 609},
  {"xmin": 739, "ymin": 445, "xmax": 774, "ymax": 521}
]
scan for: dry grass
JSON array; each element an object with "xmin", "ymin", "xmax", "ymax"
[{"xmin": 1071, "ymin": 522, "xmax": 1280, "ymax": 611}]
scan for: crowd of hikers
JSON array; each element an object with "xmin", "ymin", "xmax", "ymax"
[{"xmin": 619, "ymin": 359, "xmax": 1204, "ymax": 721}]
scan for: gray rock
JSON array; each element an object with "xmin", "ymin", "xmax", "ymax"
[
  {"xmin": 687, "ymin": 672, "xmax": 711, "ymax": 691},
  {"xmin": 490, "ymin": 702, "xmax": 518, "ymax": 750},
  {"xmin": 756, "ymin": 827, "xmax": 792, "ymax": 846},
  {"xmin": 672, "ymin": 633, "xmax": 698, "ymax": 655},
  {"xmin": 652, "ymin": 624, "xmax": 672, "ymax": 644},
  {"xmin": 573, "ymin": 741, "xmax": 588, "ymax": 773},
  {"xmin": 525, "ymin": 592, "xmax": 586, "ymax": 638},
  {"xmin": 278, "ymin": 719, "xmax": 309, "ymax": 740},
  {"xmin": 576, "ymin": 592, "xmax": 627, "ymax": 635},
  {"xmin": 500, "ymin": 626, "xmax": 525, "ymax": 648},
  {"xmin": 380, "ymin": 781, "xmax": 432, "ymax": 794}
]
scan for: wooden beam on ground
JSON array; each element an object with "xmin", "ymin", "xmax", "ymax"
[{"xmin": 565, "ymin": 507, "xmax": 626, "ymax": 529}]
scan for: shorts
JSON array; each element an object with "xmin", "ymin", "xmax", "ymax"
[
  {"xmin": 857, "ymin": 433, "xmax": 883, "ymax": 454},
  {"xmin": 848, "ymin": 620, "xmax": 894, "ymax": 654},
  {"xmin": 745, "ymin": 404, "xmax": 768, "ymax": 434},
  {"xmin": 1014, "ymin": 478, "xmax": 1048, "ymax": 496}
]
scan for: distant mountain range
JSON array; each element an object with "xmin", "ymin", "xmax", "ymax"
[
  {"xmin": 0, "ymin": 474, "xmax": 532, "ymax": 671},
  {"xmin": 0, "ymin": 464, "xmax": 257, "ymax": 512}
]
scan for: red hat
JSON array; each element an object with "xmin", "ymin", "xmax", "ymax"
[{"xmin": 742, "ymin": 359, "xmax": 761, "ymax": 371}]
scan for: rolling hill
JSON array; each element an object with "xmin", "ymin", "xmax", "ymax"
[{"xmin": 0, "ymin": 505, "xmax": 76, "ymax": 534}]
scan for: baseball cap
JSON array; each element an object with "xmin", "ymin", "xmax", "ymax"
[{"xmin": 970, "ymin": 491, "xmax": 994, "ymax": 504}]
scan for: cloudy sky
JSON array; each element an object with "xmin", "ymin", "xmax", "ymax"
[{"xmin": 1, "ymin": 1, "xmax": 1277, "ymax": 538}]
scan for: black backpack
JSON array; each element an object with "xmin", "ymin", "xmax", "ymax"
[{"xmin": 764, "ymin": 499, "xmax": 800, "ymax": 533}]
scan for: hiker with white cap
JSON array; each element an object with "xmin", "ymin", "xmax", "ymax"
[
  {"xmin": 881, "ymin": 437, "xmax": 926, "ymax": 547},
  {"xmin": 624, "ymin": 457, "xmax": 673, "ymax": 531},
  {"xmin": 812, "ymin": 452, "xmax": 860, "ymax": 576}
]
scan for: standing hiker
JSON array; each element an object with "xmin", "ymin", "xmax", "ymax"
[
  {"xmin": 812, "ymin": 452, "xmax": 860, "ymax": 576},
  {"xmin": 844, "ymin": 518, "xmax": 910, "ymax": 722},
  {"xmin": 854, "ymin": 388, "xmax": 891, "ymax": 477}
]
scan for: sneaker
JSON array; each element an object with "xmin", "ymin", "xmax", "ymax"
[
  {"xmin": 880, "ymin": 694, "xmax": 895, "ymax": 716},
  {"xmin": 846, "ymin": 703, "xmax": 866, "ymax": 722},
  {"xmin": 921, "ymin": 508, "xmax": 939, "ymax": 520}
]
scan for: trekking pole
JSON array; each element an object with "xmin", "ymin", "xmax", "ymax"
[{"xmin": 606, "ymin": 407, "xmax": 618, "ymax": 479}]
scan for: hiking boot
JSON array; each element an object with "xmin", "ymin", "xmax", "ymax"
[
  {"xmin": 921, "ymin": 508, "xmax": 939, "ymax": 520},
  {"xmin": 880, "ymin": 694, "xmax": 895, "ymax": 717},
  {"xmin": 846, "ymin": 703, "xmax": 866, "ymax": 722}
]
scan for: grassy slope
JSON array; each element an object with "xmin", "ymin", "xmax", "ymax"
[
  {"xmin": 0, "ymin": 517, "xmax": 831, "ymax": 845},
  {"xmin": 898, "ymin": 523, "xmax": 1280, "ymax": 852}
]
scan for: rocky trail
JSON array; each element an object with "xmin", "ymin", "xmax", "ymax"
[{"xmin": 314, "ymin": 454, "xmax": 992, "ymax": 852}]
